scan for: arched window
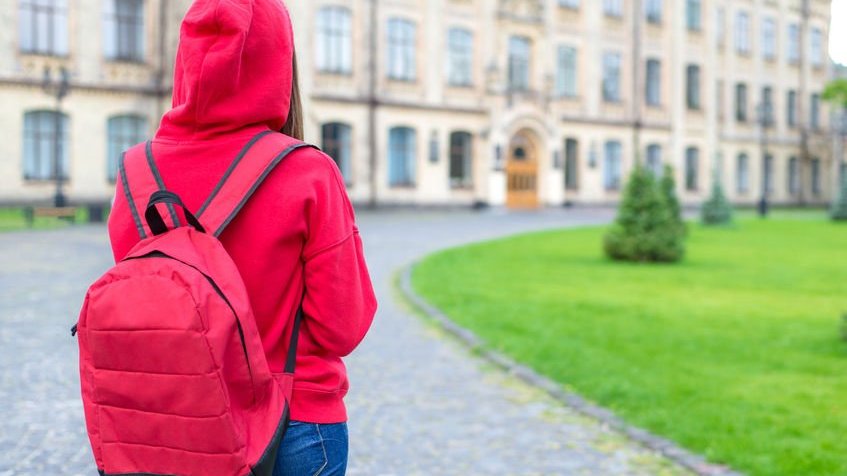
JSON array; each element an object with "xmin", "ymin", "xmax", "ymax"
[
  {"xmin": 447, "ymin": 28, "xmax": 473, "ymax": 86},
  {"xmin": 23, "ymin": 110, "xmax": 69, "ymax": 181},
  {"xmin": 387, "ymin": 18, "xmax": 416, "ymax": 81},
  {"xmin": 104, "ymin": 0, "xmax": 145, "ymax": 61},
  {"xmin": 685, "ymin": 147, "xmax": 699, "ymax": 191},
  {"xmin": 316, "ymin": 6, "xmax": 352, "ymax": 74},
  {"xmin": 737, "ymin": 153, "xmax": 750, "ymax": 194},
  {"xmin": 388, "ymin": 127, "xmax": 416, "ymax": 187},
  {"xmin": 646, "ymin": 144, "xmax": 662, "ymax": 177},
  {"xmin": 449, "ymin": 131, "xmax": 473, "ymax": 189},
  {"xmin": 787, "ymin": 157, "xmax": 799, "ymax": 196},
  {"xmin": 508, "ymin": 36, "xmax": 531, "ymax": 92},
  {"xmin": 107, "ymin": 115, "xmax": 148, "ymax": 182},
  {"xmin": 321, "ymin": 122, "xmax": 353, "ymax": 184},
  {"xmin": 19, "ymin": 0, "xmax": 68, "ymax": 56},
  {"xmin": 604, "ymin": 140, "xmax": 622, "ymax": 191}
]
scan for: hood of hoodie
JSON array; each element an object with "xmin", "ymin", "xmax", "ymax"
[{"xmin": 156, "ymin": 0, "xmax": 294, "ymax": 141}]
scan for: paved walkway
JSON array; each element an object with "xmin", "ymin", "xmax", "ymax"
[{"xmin": 0, "ymin": 208, "xmax": 688, "ymax": 475}]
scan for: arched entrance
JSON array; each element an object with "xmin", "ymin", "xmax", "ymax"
[{"xmin": 506, "ymin": 130, "xmax": 540, "ymax": 209}]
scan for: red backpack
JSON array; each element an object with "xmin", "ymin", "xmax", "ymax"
[{"xmin": 73, "ymin": 131, "xmax": 316, "ymax": 476}]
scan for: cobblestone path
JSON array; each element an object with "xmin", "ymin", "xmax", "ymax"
[{"xmin": 0, "ymin": 209, "xmax": 689, "ymax": 475}]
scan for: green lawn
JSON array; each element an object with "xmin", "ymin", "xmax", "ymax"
[
  {"xmin": 412, "ymin": 212, "xmax": 847, "ymax": 476},
  {"xmin": 0, "ymin": 207, "xmax": 93, "ymax": 232}
]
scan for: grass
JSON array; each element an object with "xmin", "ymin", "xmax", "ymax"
[
  {"xmin": 0, "ymin": 207, "xmax": 94, "ymax": 232},
  {"xmin": 412, "ymin": 211, "xmax": 847, "ymax": 476}
]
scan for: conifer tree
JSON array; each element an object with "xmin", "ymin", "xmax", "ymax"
[
  {"xmin": 604, "ymin": 165, "xmax": 685, "ymax": 263},
  {"xmin": 702, "ymin": 173, "xmax": 734, "ymax": 226}
]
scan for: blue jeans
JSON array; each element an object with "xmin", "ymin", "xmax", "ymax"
[{"xmin": 273, "ymin": 421, "xmax": 349, "ymax": 476}]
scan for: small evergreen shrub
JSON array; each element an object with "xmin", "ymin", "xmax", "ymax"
[
  {"xmin": 831, "ymin": 177, "xmax": 847, "ymax": 222},
  {"xmin": 604, "ymin": 165, "xmax": 685, "ymax": 263},
  {"xmin": 702, "ymin": 177, "xmax": 734, "ymax": 226},
  {"xmin": 660, "ymin": 165, "xmax": 687, "ymax": 236}
]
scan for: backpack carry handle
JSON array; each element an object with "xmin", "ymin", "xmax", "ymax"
[{"xmin": 145, "ymin": 190, "xmax": 206, "ymax": 236}]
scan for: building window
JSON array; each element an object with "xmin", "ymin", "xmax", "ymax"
[
  {"xmin": 717, "ymin": 79, "xmax": 725, "ymax": 120},
  {"xmin": 686, "ymin": 0, "xmax": 701, "ymax": 31},
  {"xmin": 762, "ymin": 17, "xmax": 776, "ymax": 61},
  {"xmin": 316, "ymin": 6, "xmax": 352, "ymax": 74},
  {"xmin": 788, "ymin": 24, "xmax": 800, "ymax": 64},
  {"xmin": 787, "ymin": 90, "xmax": 797, "ymax": 128},
  {"xmin": 788, "ymin": 157, "xmax": 799, "ymax": 195},
  {"xmin": 685, "ymin": 147, "xmax": 699, "ymax": 191},
  {"xmin": 565, "ymin": 138, "xmax": 579, "ymax": 190},
  {"xmin": 646, "ymin": 144, "xmax": 662, "ymax": 177},
  {"xmin": 737, "ymin": 153, "xmax": 750, "ymax": 194},
  {"xmin": 811, "ymin": 27, "xmax": 824, "ymax": 68},
  {"xmin": 321, "ymin": 123, "xmax": 353, "ymax": 184},
  {"xmin": 449, "ymin": 131, "xmax": 473, "ymax": 189},
  {"xmin": 736, "ymin": 83, "xmax": 748, "ymax": 122},
  {"xmin": 810, "ymin": 93, "xmax": 821, "ymax": 130},
  {"xmin": 508, "ymin": 36, "xmax": 531, "ymax": 92},
  {"xmin": 388, "ymin": 127, "xmax": 416, "ymax": 187},
  {"xmin": 103, "ymin": 0, "xmax": 144, "ymax": 62},
  {"xmin": 811, "ymin": 158, "xmax": 821, "ymax": 195},
  {"xmin": 686, "ymin": 64, "xmax": 701, "ymax": 110},
  {"xmin": 447, "ymin": 28, "xmax": 473, "ymax": 87},
  {"xmin": 764, "ymin": 154, "xmax": 775, "ymax": 196},
  {"xmin": 387, "ymin": 18, "xmax": 416, "ymax": 81},
  {"xmin": 23, "ymin": 110, "xmax": 69, "ymax": 181},
  {"xmin": 761, "ymin": 86, "xmax": 774, "ymax": 126},
  {"xmin": 602, "ymin": 52, "xmax": 621, "ymax": 103},
  {"xmin": 603, "ymin": 0, "xmax": 623, "ymax": 18},
  {"xmin": 604, "ymin": 140, "xmax": 622, "ymax": 191},
  {"xmin": 735, "ymin": 12, "xmax": 751, "ymax": 55},
  {"xmin": 559, "ymin": 0, "xmax": 580, "ymax": 9},
  {"xmin": 556, "ymin": 46, "xmax": 577, "ymax": 98},
  {"xmin": 645, "ymin": 0, "xmax": 662, "ymax": 23},
  {"xmin": 646, "ymin": 59, "xmax": 661, "ymax": 106},
  {"xmin": 19, "ymin": 0, "xmax": 69, "ymax": 56},
  {"xmin": 107, "ymin": 115, "xmax": 147, "ymax": 182}
]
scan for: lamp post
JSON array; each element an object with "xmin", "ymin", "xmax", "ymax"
[
  {"xmin": 757, "ymin": 100, "xmax": 773, "ymax": 217},
  {"xmin": 41, "ymin": 66, "xmax": 70, "ymax": 208}
]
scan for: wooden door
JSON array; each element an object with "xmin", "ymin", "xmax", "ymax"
[{"xmin": 506, "ymin": 135, "xmax": 539, "ymax": 209}]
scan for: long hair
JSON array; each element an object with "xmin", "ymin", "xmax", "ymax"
[{"xmin": 281, "ymin": 50, "xmax": 304, "ymax": 140}]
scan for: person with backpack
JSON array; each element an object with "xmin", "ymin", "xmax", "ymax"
[{"xmin": 74, "ymin": 1, "xmax": 377, "ymax": 475}]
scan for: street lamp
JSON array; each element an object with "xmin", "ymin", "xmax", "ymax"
[
  {"xmin": 756, "ymin": 100, "xmax": 773, "ymax": 217},
  {"xmin": 41, "ymin": 66, "xmax": 70, "ymax": 208}
]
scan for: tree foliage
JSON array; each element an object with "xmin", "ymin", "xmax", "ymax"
[
  {"xmin": 702, "ymin": 174, "xmax": 734, "ymax": 226},
  {"xmin": 822, "ymin": 79, "xmax": 847, "ymax": 109},
  {"xmin": 604, "ymin": 165, "xmax": 685, "ymax": 263}
]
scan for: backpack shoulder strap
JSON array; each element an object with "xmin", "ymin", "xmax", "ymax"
[
  {"xmin": 120, "ymin": 141, "xmax": 182, "ymax": 239},
  {"xmin": 196, "ymin": 130, "xmax": 318, "ymax": 238},
  {"xmin": 197, "ymin": 130, "xmax": 318, "ymax": 375}
]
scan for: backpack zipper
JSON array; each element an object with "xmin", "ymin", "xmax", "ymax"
[{"xmin": 124, "ymin": 251, "xmax": 254, "ymax": 385}]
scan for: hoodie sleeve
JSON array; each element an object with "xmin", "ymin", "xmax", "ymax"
[{"xmin": 301, "ymin": 155, "xmax": 377, "ymax": 358}]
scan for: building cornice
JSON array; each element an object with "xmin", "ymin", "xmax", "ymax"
[{"xmin": 0, "ymin": 77, "xmax": 172, "ymax": 97}]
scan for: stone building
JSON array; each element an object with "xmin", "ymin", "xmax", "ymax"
[{"xmin": 0, "ymin": 0, "xmax": 838, "ymax": 208}]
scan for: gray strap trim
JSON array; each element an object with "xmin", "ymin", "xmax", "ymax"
[
  {"xmin": 197, "ymin": 130, "xmax": 274, "ymax": 218},
  {"xmin": 144, "ymin": 141, "xmax": 181, "ymax": 227},
  {"xmin": 213, "ymin": 143, "xmax": 317, "ymax": 237},
  {"xmin": 119, "ymin": 152, "xmax": 147, "ymax": 239}
]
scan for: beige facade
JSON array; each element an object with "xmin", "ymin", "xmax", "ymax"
[{"xmin": 0, "ymin": 0, "xmax": 838, "ymax": 207}]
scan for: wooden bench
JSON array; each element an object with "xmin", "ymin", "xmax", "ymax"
[{"xmin": 24, "ymin": 207, "xmax": 77, "ymax": 227}]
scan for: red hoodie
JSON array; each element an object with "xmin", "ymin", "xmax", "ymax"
[{"xmin": 107, "ymin": 0, "xmax": 377, "ymax": 424}]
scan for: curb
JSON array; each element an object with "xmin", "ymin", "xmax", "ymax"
[{"xmin": 399, "ymin": 264, "xmax": 743, "ymax": 476}]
